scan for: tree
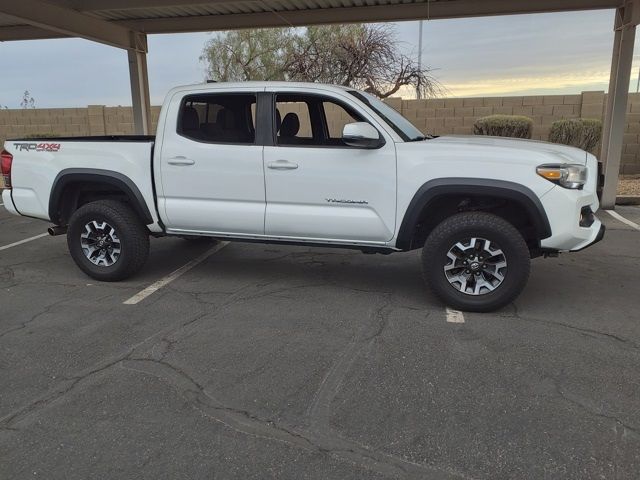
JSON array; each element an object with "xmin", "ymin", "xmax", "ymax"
[
  {"xmin": 20, "ymin": 90, "xmax": 35, "ymax": 109},
  {"xmin": 287, "ymin": 24, "xmax": 440, "ymax": 99},
  {"xmin": 200, "ymin": 28, "xmax": 293, "ymax": 82},
  {"xmin": 201, "ymin": 24, "xmax": 440, "ymax": 98}
]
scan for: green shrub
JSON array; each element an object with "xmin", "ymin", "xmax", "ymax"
[
  {"xmin": 548, "ymin": 118, "xmax": 602, "ymax": 152},
  {"xmin": 473, "ymin": 115, "xmax": 533, "ymax": 139}
]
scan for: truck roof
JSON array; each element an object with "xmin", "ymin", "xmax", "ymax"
[{"xmin": 166, "ymin": 81, "xmax": 355, "ymax": 97}]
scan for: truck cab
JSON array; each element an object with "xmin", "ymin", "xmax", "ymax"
[{"xmin": 156, "ymin": 83, "xmax": 399, "ymax": 246}]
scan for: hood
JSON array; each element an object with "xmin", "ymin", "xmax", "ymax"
[{"xmin": 429, "ymin": 135, "xmax": 588, "ymax": 165}]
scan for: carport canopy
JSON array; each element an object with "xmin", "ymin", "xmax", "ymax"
[{"xmin": 0, "ymin": 0, "xmax": 639, "ymax": 208}]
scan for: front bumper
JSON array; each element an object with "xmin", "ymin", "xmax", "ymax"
[
  {"xmin": 539, "ymin": 183, "xmax": 603, "ymax": 252},
  {"xmin": 572, "ymin": 223, "xmax": 605, "ymax": 252}
]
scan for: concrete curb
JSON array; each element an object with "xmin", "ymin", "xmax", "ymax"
[{"xmin": 616, "ymin": 195, "xmax": 640, "ymax": 205}]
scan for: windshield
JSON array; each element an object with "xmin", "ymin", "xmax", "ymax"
[{"xmin": 348, "ymin": 90, "xmax": 427, "ymax": 141}]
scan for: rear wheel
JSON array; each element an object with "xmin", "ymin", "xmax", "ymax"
[
  {"xmin": 422, "ymin": 212, "xmax": 530, "ymax": 312},
  {"xmin": 67, "ymin": 200, "xmax": 149, "ymax": 281}
]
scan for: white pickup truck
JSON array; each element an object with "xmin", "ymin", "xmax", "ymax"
[{"xmin": 1, "ymin": 81, "xmax": 604, "ymax": 311}]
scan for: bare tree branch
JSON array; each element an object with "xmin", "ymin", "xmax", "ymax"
[{"xmin": 201, "ymin": 24, "xmax": 442, "ymax": 99}]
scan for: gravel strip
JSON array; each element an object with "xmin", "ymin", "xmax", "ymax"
[{"xmin": 618, "ymin": 176, "xmax": 640, "ymax": 196}]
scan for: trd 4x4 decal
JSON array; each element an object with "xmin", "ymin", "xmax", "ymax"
[{"xmin": 13, "ymin": 142, "xmax": 61, "ymax": 152}]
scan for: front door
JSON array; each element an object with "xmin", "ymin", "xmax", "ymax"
[
  {"xmin": 158, "ymin": 90, "xmax": 265, "ymax": 235},
  {"xmin": 263, "ymin": 90, "xmax": 397, "ymax": 243}
]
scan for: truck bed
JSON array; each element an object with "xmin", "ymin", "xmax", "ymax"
[{"xmin": 3, "ymin": 136, "xmax": 162, "ymax": 232}]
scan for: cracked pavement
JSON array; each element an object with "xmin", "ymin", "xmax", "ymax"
[{"xmin": 0, "ymin": 205, "xmax": 639, "ymax": 479}]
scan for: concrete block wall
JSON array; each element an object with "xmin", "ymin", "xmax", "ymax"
[
  {"xmin": 0, "ymin": 107, "xmax": 90, "ymax": 139},
  {"xmin": 391, "ymin": 93, "xmax": 585, "ymax": 141},
  {"xmin": 0, "ymin": 91, "xmax": 639, "ymax": 173},
  {"xmin": 0, "ymin": 105, "xmax": 162, "ymax": 139},
  {"xmin": 622, "ymin": 93, "xmax": 640, "ymax": 175}
]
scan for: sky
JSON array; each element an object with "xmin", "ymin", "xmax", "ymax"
[{"xmin": 0, "ymin": 9, "xmax": 638, "ymax": 108}]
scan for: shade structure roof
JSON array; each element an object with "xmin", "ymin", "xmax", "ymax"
[{"xmin": 0, "ymin": 0, "xmax": 623, "ymax": 43}]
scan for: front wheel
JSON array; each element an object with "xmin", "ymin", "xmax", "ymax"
[
  {"xmin": 67, "ymin": 200, "xmax": 150, "ymax": 281},
  {"xmin": 422, "ymin": 212, "xmax": 530, "ymax": 312}
]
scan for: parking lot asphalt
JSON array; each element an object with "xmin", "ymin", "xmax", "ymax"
[{"xmin": 0, "ymin": 204, "xmax": 639, "ymax": 480}]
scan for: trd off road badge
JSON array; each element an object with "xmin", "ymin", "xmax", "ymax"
[{"xmin": 13, "ymin": 142, "xmax": 61, "ymax": 152}]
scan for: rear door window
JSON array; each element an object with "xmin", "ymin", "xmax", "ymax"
[{"xmin": 177, "ymin": 93, "xmax": 257, "ymax": 144}]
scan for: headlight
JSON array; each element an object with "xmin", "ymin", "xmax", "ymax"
[{"xmin": 536, "ymin": 164, "xmax": 587, "ymax": 189}]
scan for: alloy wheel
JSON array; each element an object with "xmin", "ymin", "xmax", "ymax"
[
  {"xmin": 80, "ymin": 220, "xmax": 121, "ymax": 267},
  {"xmin": 444, "ymin": 237, "xmax": 507, "ymax": 296}
]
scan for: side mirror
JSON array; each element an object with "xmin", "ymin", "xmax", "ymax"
[{"xmin": 342, "ymin": 122, "xmax": 384, "ymax": 149}]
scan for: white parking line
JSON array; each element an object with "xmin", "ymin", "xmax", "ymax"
[
  {"xmin": 124, "ymin": 241, "xmax": 229, "ymax": 305},
  {"xmin": 0, "ymin": 233, "xmax": 49, "ymax": 251},
  {"xmin": 605, "ymin": 209, "xmax": 640, "ymax": 231},
  {"xmin": 446, "ymin": 308, "xmax": 465, "ymax": 323},
  {"xmin": 0, "ymin": 202, "xmax": 4, "ymax": 206}
]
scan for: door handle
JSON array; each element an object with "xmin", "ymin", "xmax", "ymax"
[
  {"xmin": 168, "ymin": 156, "xmax": 195, "ymax": 166},
  {"xmin": 267, "ymin": 160, "xmax": 298, "ymax": 170}
]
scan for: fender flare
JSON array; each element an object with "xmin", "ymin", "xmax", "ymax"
[
  {"xmin": 49, "ymin": 168, "xmax": 154, "ymax": 225},
  {"xmin": 395, "ymin": 178, "xmax": 552, "ymax": 251}
]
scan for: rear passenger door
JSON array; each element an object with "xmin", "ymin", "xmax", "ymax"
[
  {"xmin": 157, "ymin": 89, "xmax": 266, "ymax": 235},
  {"xmin": 263, "ymin": 89, "xmax": 397, "ymax": 243}
]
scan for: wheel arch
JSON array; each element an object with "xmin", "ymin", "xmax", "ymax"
[
  {"xmin": 396, "ymin": 178, "xmax": 552, "ymax": 251},
  {"xmin": 49, "ymin": 168, "xmax": 153, "ymax": 226}
]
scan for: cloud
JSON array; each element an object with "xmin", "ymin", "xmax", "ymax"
[
  {"xmin": 395, "ymin": 9, "xmax": 623, "ymax": 97},
  {"xmin": 0, "ymin": 9, "xmax": 636, "ymax": 106},
  {"xmin": 0, "ymin": 32, "xmax": 210, "ymax": 108},
  {"xmin": 446, "ymin": 72, "xmax": 611, "ymax": 97}
]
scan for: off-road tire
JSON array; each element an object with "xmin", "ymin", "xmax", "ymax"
[
  {"xmin": 67, "ymin": 200, "xmax": 149, "ymax": 281},
  {"xmin": 422, "ymin": 212, "xmax": 530, "ymax": 312}
]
